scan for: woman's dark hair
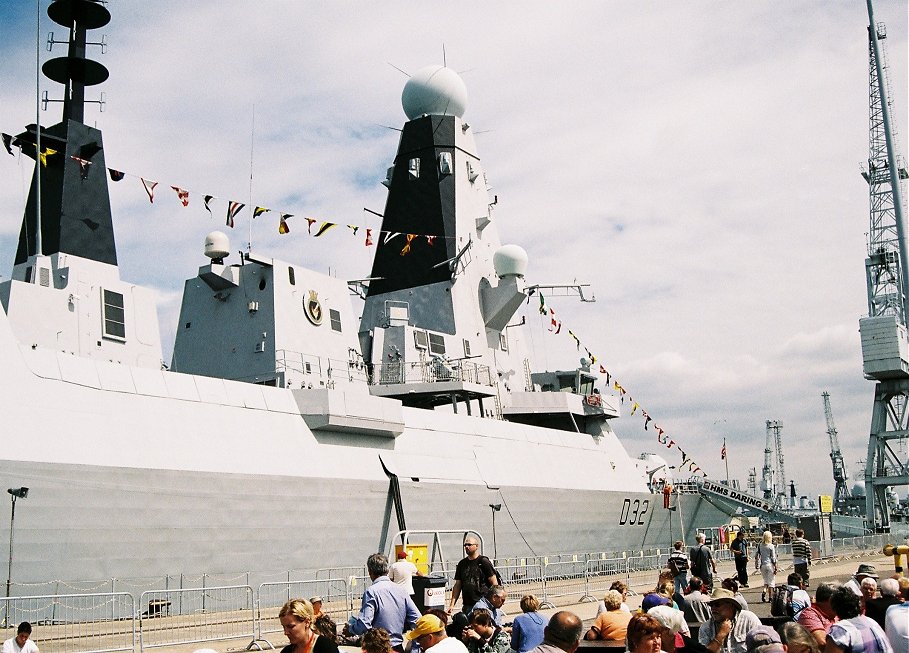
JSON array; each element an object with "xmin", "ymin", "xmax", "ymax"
[
  {"xmin": 314, "ymin": 614, "xmax": 337, "ymax": 642},
  {"xmin": 721, "ymin": 577, "xmax": 739, "ymax": 593},
  {"xmin": 626, "ymin": 614, "xmax": 663, "ymax": 649},
  {"xmin": 830, "ymin": 586, "xmax": 862, "ymax": 620}
]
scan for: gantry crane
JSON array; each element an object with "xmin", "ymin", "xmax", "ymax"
[
  {"xmin": 857, "ymin": 0, "xmax": 909, "ymax": 532},
  {"xmin": 822, "ymin": 391, "xmax": 851, "ymax": 511}
]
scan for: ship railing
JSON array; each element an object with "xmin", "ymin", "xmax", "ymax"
[
  {"xmin": 368, "ymin": 360, "xmax": 494, "ymax": 387},
  {"xmin": 0, "ymin": 592, "xmax": 135, "ymax": 653},
  {"xmin": 275, "ymin": 351, "xmax": 370, "ymax": 386},
  {"xmin": 256, "ymin": 579, "xmax": 351, "ymax": 646},
  {"xmin": 138, "ymin": 585, "xmax": 255, "ymax": 653}
]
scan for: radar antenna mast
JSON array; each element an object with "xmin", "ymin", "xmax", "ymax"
[{"xmin": 858, "ymin": 0, "xmax": 909, "ymax": 532}]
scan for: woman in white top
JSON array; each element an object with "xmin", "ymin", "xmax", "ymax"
[{"xmin": 754, "ymin": 530, "xmax": 777, "ymax": 603}]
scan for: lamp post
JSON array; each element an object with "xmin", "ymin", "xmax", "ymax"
[
  {"xmin": 488, "ymin": 503, "xmax": 502, "ymax": 560},
  {"xmin": 6, "ymin": 487, "xmax": 29, "ymax": 600}
]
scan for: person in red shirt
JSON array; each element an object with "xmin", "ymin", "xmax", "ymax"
[{"xmin": 796, "ymin": 582, "xmax": 838, "ymax": 648}]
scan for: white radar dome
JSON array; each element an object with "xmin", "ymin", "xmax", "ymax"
[
  {"xmin": 493, "ymin": 244, "xmax": 528, "ymax": 278},
  {"xmin": 402, "ymin": 65, "xmax": 468, "ymax": 120},
  {"xmin": 204, "ymin": 231, "xmax": 230, "ymax": 260}
]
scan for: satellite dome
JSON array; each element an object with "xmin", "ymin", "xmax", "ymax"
[
  {"xmin": 493, "ymin": 244, "xmax": 528, "ymax": 278},
  {"xmin": 204, "ymin": 231, "xmax": 230, "ymax": 261},
  {"xmin": 402, "ymin": 65, "xmax": 468, "ymax": 120},
  {"xmin": 851, "ymin": 482, "xmax": 866, "ymax": 497}
]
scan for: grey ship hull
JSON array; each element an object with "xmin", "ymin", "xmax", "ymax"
[{"xmin": 2, "ymin": 459, "xmax": 728, "ymax": 586}]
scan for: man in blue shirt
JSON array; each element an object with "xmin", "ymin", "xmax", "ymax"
[
  {"xmin": 469, "ymin": 586, "xmax": 507, "ymax": 626},
  {"xmin": 345, "ymin": 553, "xmax": 420, "ymax": 652}
]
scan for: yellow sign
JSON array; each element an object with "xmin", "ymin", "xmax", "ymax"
[
  {"xmin": 394, "ymin": 543, "xmax": 430, "ymax": 575},
  {"xmin": 819, "ymin": 495, "xmax": 834, "ymax": 514}
]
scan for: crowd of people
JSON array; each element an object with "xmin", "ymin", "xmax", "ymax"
[
  {"xmin": 269, "ymin": 531, "xmax": 908, "ymax": 653},
  {"xmin": 10, "ymin": 531, "xmax": 908, "ymax": 653}
]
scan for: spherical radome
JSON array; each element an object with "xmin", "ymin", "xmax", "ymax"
[
  {"xmin": 493, "ymin": 244, "xmax": 529, "ymax": 278},
  {"xmin": 402, "ymin": 65, "xmax": 468, "ymax": 120},
  {"xmin": 204, "ymin": 231, "xmax": 230, "ymax": 260}
]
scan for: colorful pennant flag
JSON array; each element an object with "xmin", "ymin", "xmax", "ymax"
[
  {"xmin": 365, "ymin": 228, "xmax": 373, "ymax": 246},
  {"xmin": 141, "ymin": 178, "xmax": 158, "ymax": 203},
  {"xmin": 400, "ymin": 234, "xmax": 416, "ymax": 256},
  {"xmin": 108, "ymin": 168, "xmax": 125, "ymax": 182},
  {"xmin": 203, "ymin": 195, "xmax": 214, "ymax": 216},
  {"xmin": 226, "ymin": 201, "xmax": 244, "ymax": 228},
  {"xmin": 253, "ymin": 206, "xmax": 270, "ymax": 218},
  {"xmin": 71, "ymin": 156, "xmax": 92, "ymax": 179},
  {"xmin": 279, "ymin": 214, "xmax": 292, "ymax": 234},
  {"xmin": 171, "ymin": 186, "xmax": 189, "ymax": 207},
  {"xmin": 314, "ymin": 222, "xmax": 337, "ymax": 237},
  {"xmin": 38, "ymin": 146, "xmax": 57, "ymax": 167}
]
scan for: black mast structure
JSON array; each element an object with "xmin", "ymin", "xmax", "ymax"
[{"xmin": 14, "ymin": 0, "xmax": 117, "ymax": 269}]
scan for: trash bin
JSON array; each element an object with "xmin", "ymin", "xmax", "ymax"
[{"xmin": 412, "ymin": 574, "xmax": 447, "ymax": 614}]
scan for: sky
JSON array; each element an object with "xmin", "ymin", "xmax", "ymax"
[{"xmin": 0, "ymin": 1, "xmax": 907, "ymax": 503}]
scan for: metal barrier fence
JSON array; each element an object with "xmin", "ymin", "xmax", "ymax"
[
  {"xmin": 257, "ymin": 579, "xmax": 351, "ymax": 645},
  {"xmin": 138, "ymin": 586, "xmax": 255, "ymax": 653},
  {"xmin": 0, "ymin": 593, "xmax": 135, "ymax": 653}
]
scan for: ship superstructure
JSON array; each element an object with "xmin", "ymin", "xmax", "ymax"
[{"xmin": 0, "ymin": 0, "xmax": 732, "ymax": 587}]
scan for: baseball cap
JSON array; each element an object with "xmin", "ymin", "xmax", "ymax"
[
  {"xmin": 641, "ymin": 593, "xmax": 670, "ymax": 611},
  {"xmin": 405, "ymin": 614, "xmax": 445, "ymax": 641}
]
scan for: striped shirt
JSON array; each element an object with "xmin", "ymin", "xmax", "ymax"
[
  {"xmin": 791, "ymin": 537, "xmax": 811, "ymax": 564},
  {"xmin": 827, "ymin": 615, "xmax": 893, "ymax": 653}
]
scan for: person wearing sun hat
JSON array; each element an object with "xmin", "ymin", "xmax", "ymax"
[
  {"xmin": 697, "ymin": 588, "xmax": 761, "ymax": 653},
  {"xmin": 843, "ymin": 563, "xmax": 879, "ymax": 597},
  {"xmin": 405, "ymin": 614, "xmax": 468, "ymax": 653}
]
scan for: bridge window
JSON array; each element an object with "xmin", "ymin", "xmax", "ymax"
[
  {"xmin": 329, "ymin": 309, "xmax": 342, "ymax": 332},
  {"xmin": 102, "ymin": 289, "xmax": 126, "ymax": 340},
  {"xmin": 428, "ymin": 333, "xmax": 445, "ymax": 355}
]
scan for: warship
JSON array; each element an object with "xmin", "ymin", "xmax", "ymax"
[{"xmin": 0, "ymin": 0, "xmax": 736, "ymax": 586}]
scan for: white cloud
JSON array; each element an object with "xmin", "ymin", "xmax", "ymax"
[{"xmin": 0, "ymin": 0, "xmax": 906, "ymax": 502}]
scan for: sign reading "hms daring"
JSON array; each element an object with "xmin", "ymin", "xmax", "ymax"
[{"xmin": 701, "ymin": 480, "xmax": 771, "ymax": 513}]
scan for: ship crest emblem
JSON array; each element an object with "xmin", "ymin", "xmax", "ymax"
[{"xmin": 304, "ymin": 290, "xmax": 323, "ymax": 326}]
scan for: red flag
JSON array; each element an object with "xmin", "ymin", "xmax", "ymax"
[
  {"xmin": 171, "ymin": 186, "xmax": 189, "ymax": 207},
  {"xmin": 365, "ymin": 228, "xmax": 373, "ymax": 246},
  {"xmin": 306, "ymin": 218, "xmax": 317, "ymax": 233},
  {"xmin": 721, "ymin": 441, "xmax": 727, "ymax": 460}
]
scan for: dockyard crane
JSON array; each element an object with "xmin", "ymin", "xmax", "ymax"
[
  {"xmin": 774, "ymin": 421, "xmax": 787, "ymax": 503},
  {"xmin": 857, "ymin": 0, "xmax": 909, "ymax": 532},
  {"xmin": 822, "ymin": 392, "xmax": 851, "ymax": 510}
]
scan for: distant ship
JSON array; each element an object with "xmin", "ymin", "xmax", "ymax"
[{"xmin": 0, "ymin": 0, "xmax": 733, "ymax": 586}]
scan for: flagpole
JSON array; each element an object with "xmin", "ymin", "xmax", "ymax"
[
  {"xmin": 35, "ymin": 0, "xmax": 43, "ymax": 257},
  {"xmin": 724, "ymin": 437, "xmax": 730, "ymax": 485},
  {"xmin": 247, "ymin": 104, "xmax": 255, "ymax": 253}
]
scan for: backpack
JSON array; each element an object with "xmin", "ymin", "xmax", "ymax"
[
  {"xmin": 477, "ymin": 556, "xmax": 502, "ymax": 594},
  {"xmin": 479, "ymin": 555, "xmax": 503, "ymax": 586},
  {"xmin": 770, "ymin": 586, "xmax": 795, "ymax": 618}
]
